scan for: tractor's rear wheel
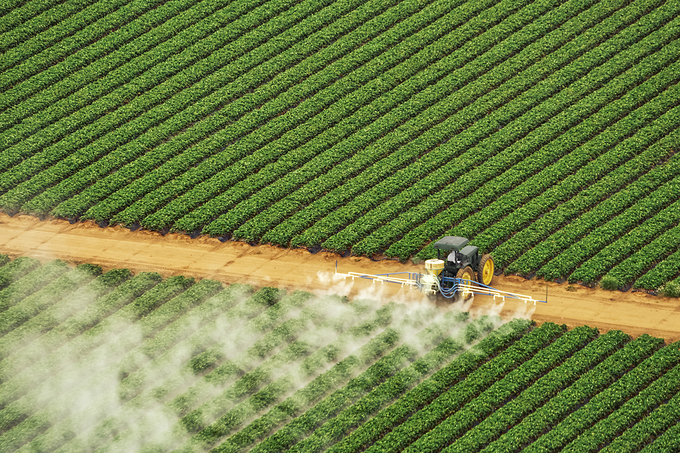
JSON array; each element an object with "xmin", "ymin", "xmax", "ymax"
[
  {"xmin": 456, "ymin": 266, "xmax": 475, "ymax": 301},
  {"xmin": 478, "ymin": 254, "xmax": 494, "ymax": 286}
]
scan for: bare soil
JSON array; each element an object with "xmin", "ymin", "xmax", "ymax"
[{"xmin": 1, "ymin": 213, "xmax": 678, "ymax": 343}]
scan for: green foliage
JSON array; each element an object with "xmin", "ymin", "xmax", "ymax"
[
  {"xmin": 659, "ymin": 281, "xmax": 680, "ymax": 298},
  {"xmin": 599, "ymin": 275, "xmax": 620, "ymax": 291}
]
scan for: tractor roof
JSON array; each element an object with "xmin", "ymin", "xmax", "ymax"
[{"xmin": 433, "ymin": 236, "xmax": 469, "ymax": 251}]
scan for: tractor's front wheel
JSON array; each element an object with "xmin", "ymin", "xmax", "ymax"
[
  {"xmin": 478, "ymin": 254, "xmax": 494, "ymax": 286},
  {"xmin": 456, "ymin": 266, "xmax": 475, "ymax": 301}
]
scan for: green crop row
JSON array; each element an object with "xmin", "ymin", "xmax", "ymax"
[
  {"xmin": 445, "ymin": 330, "xmax": 630, "ymax": 453},
  {"xmin": 480, "ymin": 332, "xmax": 662, "ymax": 453},
  {"xmin": 0, "ymin": 0, "xmax": 92, "ymax": 54},
  {"xmin": 0, "ymin": 0, "xmax": 59, "ymax": 35},
  {"xmin": 0, "ymin": 0, "xmax": 190, "ymax": 124},
  {"xmin": 285, "ymin": 316, "xmax": 489, "ymax": 453},
  {"xmin": 182, "ymin": 312, "xmax": 470, "ymax": 453},
  {"xmin": 0, "ymin": 259, "xmax": 69, "ymax": 313},
  {"xmin": 364, "ymin": 322, "xmax": 566, "ymax": 453},
  {"xmin": 404, "ymin": 326, "xmax": 597, "ymax": 453},
  {"xmin": 508, "ymin": 154, "xmax": 680, "ymax": 277},
  {"xmin": 569, "ymin": 196, "xmax": 680, "ymax": 285},
  {"xmin": 0, "ymin": 257, "xmax": 39, "ymax": 292},
  {"xmin": 49, "ymin": 0, "xmax": 407, "ymax": 221},
  {"xmin": 632, "ymin": 395, "xmax": 680, "ymax": 453},
  {"xmin": 0, "ymin": 0, "xmax": 307, "ymax": 209},
  {"xmin": 344, "ymin": 4, "xmax": 678, "ymax": 257},
  {"xmin": 487, "ymin": 89, "xmax": 680, "ymax": 269},
  {"xmin": 271, "ymin": 0, "xmax": 589, "ymax": 249},
  {"xmin": 523, "ymin": 338, "xmax": 680, "ymax": 452},
  {"xmin": 634, "ymin": 248, "xmax": 680, "ymax": 290},
  {"xmin": 321, "ymin": 320, "xmax": 531, "ymax": 453},
  {"xmin": 188, "ymin": 0, "xmax": 561, "ymax": 239},
  {"xmin": 0, "ymin": 267, "xmax": 130, "ymax": 361},
  {"xmin": 563, "ymin": 361, "xmax": 680, "ymax": 452},
  {"xmin": 0, "ymin": 274, "xmax": 189, "ymax": 422},
  {"xmin": 0, "ymin": 263, "xmax": 100, "ymax": 338},
  {"xmin": 0, "ymin": 272, "xmax": 159, "ymax": 384},
  {"xmin": 375, "ymin": 0, "xmax": 674, "ymax": 261},
  {"xmin": 16, "ymin": 284, "xmax": 266, "ymax": 453},
  {"xmin": 0, "ymin": 275, "xmax": 194, "ymax": 436},
  {"xmin": 246, "ymin": 321, "xmax": 449, "ymax": 453},
  {"xmin": 120, "ymin": 0, "xmax": 477, "ymax": 231},
  {"xmin": 605, "ymin": 224, "xmax": 680, "ymax": 289}
]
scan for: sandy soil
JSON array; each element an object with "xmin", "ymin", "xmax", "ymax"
[{"xmin": 1, "ymin": 213, "xmax": 678, "ymax": 343}]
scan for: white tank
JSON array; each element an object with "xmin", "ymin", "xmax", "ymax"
[{"xmin": 425, "ymin": 259, "xmax": 445, "ymax": 277}]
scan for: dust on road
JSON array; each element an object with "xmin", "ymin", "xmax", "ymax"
[{"xmin": 1, "ymin": 213, "xmax": 678, "ymax": 342}]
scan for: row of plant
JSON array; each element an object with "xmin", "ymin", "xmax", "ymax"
[
  {"xmin": 246, "ymin": 315, "xmax": 487, "ymax": 453},
  {"xmin": 444, "ymin": 329, "xmax": 631, "ymax": 452},
  {"xmin": 0, "ymin": 0, "xmax": 61, "ymax": 35},
  {"xmin": 64, "ymin": 302, "xmax": 404, "ymax": 453},
  {"xmin": 0, "ymin": 263, "xmax": 101, "ymax": 338},
  {"xmin": 403, "ymin": 326, "xmax": 597, "ymax": 453},
  {"xmin": 280, "ymin": 315, "xmax": 488, "ymax": 453},
  {"xmin": 569, "ymin": 189, "xmax": 680, "ymax": 285},
  {"xmin": 363, "ymin": 322, "xmax": 567, "ymax": 453},
  {"xmin": 177, "ymin": 310, "xmax": 470, "ymax": 453},
  {"xmin": 318, "ymin": 319, "xmax": 530, "ymax": 453},
  {"xmin": 0, "ymin": 274, "xmax": 193, "ymax": 422},
  {"xmin": 0, "ymin": 0, "xmax": 195, "ymax": 123},
  {"xmin": 634, "ymin": 247, "xmax": 680, "ymax": 290},
  {"xmin": 638, "ymin": 419, "xmax": 680, "ymax": 452},
  {"xmin": 211, "ymin": 313, "xmax": 471, "ymax": 453},
  {"xmin": 604, "ymin": 222, "xmax": 680, "ymax": 289},
  {"xmin": 12, "ymin": 283, "xmax": 271, "ymax": 453},
  {"xmin": 537, "ymin": 153, "xmax": 680, "ymax": 282},
  {"xmin": 222, "ymin": 0, "xmax": 600, "ymax": 244},
  {"xmin": 523, "ymin": 338, "xmax": 680, "ymax": 452},
  {"xmin": 260, "ymin": 0, "xmax": 634, "ymax": 249},
  {"xmin": 112, "ymin": 0, "xmax": 493, "ymax": 231},
  {"xmin": 353, "ymin": 0, "xmax": 672, "ymax": 261},
  {"xmin": 8, "ymin": 291, "xmax": 323, "ymax": 453},
  {"xmin": 0, "ymin": 259, "xmax": 70, "ymax": 313},
  {"xmin": 0, "ymin": 0, "xmax": 314, "ymax": 207},
  {"xmin": 0, "ymin": 0, "xmax": 93, "ymax": 54},
  {"xmin": 335, "ymin": 6, "xmax": 678, "ymax": 257},
  {"xmin": 484, "ymin": 84, "xmax": 680, "ymax": 269},
  {"xmin": 479, "ymin": 332, "xmax": 663, "ymax": 453},
  {"xmin": 46, "ymin": 0, "xmax": 416, "ymax": 221},
  {"xmin": 179, "ymin": 0, "xmax": 569, "ymax": 238},
  {"xmin": 0, "ymin": 267, "xmax": 131, "ymax": 361},
  {"xmin": 562, "ymin": 361, "xmax": 680, "ymax": 452},
  {"xmin": 507, "ymin": 151, "xmax": 680, "ymax": 278},
  {"xmin": 0, "ymin": 272, "xmax": 161, "ymax": 383},
  {"xmin": 0, "ymin": 257, "xmax": 40, "ymax": 295}
]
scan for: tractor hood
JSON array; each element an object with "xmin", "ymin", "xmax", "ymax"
[{"xmin": 433, "ymin": 236, "xmax": 469, "ymax": 252}]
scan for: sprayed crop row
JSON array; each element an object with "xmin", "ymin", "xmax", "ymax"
[
  {"xmin": 0, "ymin": 256, "xmax": 678, "ymax": 451},
  {"xmin": 2, "ymin": 0, "xmax": 680, "ymax": 289}
]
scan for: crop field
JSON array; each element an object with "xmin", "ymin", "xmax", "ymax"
[
  {"xmin": 1, "ymin": 0, "xmax": 680, "ymax": 293},
  {"xmin": 0, "ymin": 255, "xmax": 677, "ymax": 452}
]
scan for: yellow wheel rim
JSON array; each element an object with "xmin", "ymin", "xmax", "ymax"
[
  {"xmin": 482, "ymin": 257, "xmax": 494, "ymax": 285},
  {"xmin": 462, "ymin": 269, "xmax": 474, "ymax": 281}
]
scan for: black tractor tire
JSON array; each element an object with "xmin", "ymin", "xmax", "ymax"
[
  {"xmin": 456, "ymin": 266, "xmax": 475, "ymax": 301},
  {"xmin": 478, "ymin": 254, "xmax": 494, "ymax": 286}
]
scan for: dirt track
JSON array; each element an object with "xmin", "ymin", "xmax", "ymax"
[{"xmin": 1, "ymin": 213, "xmax": 678, "ymax": 343}]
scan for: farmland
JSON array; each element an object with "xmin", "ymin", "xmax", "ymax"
[
  {"xmin": 0, "ymin": 255, "xmax": 678, "ymax": 452},
  {"xmin": 0, "ymin": 0, "xmax": 679, "ymax": 290}
]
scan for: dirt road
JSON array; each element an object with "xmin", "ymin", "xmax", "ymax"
[{"xmin": 1, "ymin": 213, "xmax": 678, "ymax": 342}]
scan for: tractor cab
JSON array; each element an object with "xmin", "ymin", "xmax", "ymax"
[{"xmin": 433, "ymin": 236, "xmax": 494, "ymax": 286}]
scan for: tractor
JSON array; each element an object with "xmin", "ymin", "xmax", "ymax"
[
  {"xmin": 431, "ymin": 236, "xmax": 494, "ymax": 286},
  {"xmin": 335, "ymin": 236, "xmax": 544, "ymax": 304}
]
